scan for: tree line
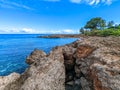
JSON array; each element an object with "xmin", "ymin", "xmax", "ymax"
[{"xmin": 80, "ymin": 17, "xmax": 120, "ymax": 36}]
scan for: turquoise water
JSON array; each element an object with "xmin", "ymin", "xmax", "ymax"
[{"xmin": 0, "ymin": 34, "xmax": 77, "ymax": 76}]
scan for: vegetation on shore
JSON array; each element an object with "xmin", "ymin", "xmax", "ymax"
[{"xmin": 80, "ymin": 17, "xmax": 120, "ymax": 36}]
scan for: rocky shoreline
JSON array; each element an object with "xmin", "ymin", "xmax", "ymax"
[
  {"xmin": 37, "ymin": 34, "xmax": 82, "ymax": 38},
  {"xmin": 0, "ymin": 36, "xmax": 120, "ymax": 90}
]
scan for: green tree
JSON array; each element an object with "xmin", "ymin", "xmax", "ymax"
[
  {"xmin": 114, "ymin": 24, "xmax": 120, "ymax": 29},
  {"xmin": 108, "ymin": 21, "xmax": 114, "ymax": 28},
  {"xmin": 80, "ymin": 27, "xmax": 84, "ymax": 34},
  {"xmin": 118, "ymin": 24, "xmax": 120, "ymax": 29},
  {"xmin": 84, "ymin": 17, "xmax": 106, "ymax": 30}
]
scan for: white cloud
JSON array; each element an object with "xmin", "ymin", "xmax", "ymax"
[
  {"xmin": 89, "ymin": 0, "xmax": 96, "ymax": 5},
  {"xmin": 0, "ymin": 0, "xmax": 33, "ymax": 10},
  {"xmin": 69, "ymin": 0, "xmax": 115, "ymax": 5},
  {"xmin": 0, "ymin": 0, "xmax": 116, "ymax": 8},
  {"xmin": 61, "ymin": 29, "xmax": 78, "ymax": 34},
  {"xmin": 0, "ymin": 28, "xmax": 79, "ymax": 34},
  {"xmin": 42, "ymin": 29, "xmax": 79, "ymax": 34},
  {"xmin": 96, "ymin": 0, "xmax": 100, "ymax": 4},
  {"xmin": 0, "ymin": 28, "xmax": 39, "ymax": 34}
]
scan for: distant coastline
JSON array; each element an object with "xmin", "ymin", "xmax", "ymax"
[{"xmin": 37, "ymin": 34, "xmax": 83, "ymax": 38}]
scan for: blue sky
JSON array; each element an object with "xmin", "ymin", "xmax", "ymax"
[{"xmin": 0, "ymin": 0, "xmax": 120, "ymax": 34}]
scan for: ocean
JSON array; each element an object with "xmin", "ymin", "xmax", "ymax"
[{"xmin": 0, "ymin": 34, "xmax": 77, "ymax": 76}]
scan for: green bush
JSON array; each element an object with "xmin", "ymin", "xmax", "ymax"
[{"xmin": 84, "ymin": 29, "xmax": 120, "ymax": 37}]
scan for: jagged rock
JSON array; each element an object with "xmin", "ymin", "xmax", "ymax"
[
  {"xmin": 19, "ymin": 47, "xmax": 65, "ymax": 90},
  {"xmin": 64, "ymin": 37, "xmax": 120, "ymax": 90},
  {"xmin": 0, "ymin": 73, "xmax": 20, "ymax": 90},
  {"xmin": 26, "ymin": 49, "xmax": 46, "ymax": 65},
  {"xmin": 73, "ymin": 37, "xmax": 120, "ymax": 90},
  {"xmin": 1, "ymin": 47, "xmax": 65, "ymax": 90},
  {"xmin": 74, "ymin": 45, "xmax": 95, "ymax": 59}
]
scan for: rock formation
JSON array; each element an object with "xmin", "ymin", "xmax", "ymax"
[
  {"xmin": 0, "ymin": 36, "xmax": 120, "ymax": 90},
  {"xmin": 0, "ymin": 73, "xmax": 20, "ymax": 90},
  {"xmin": 37, "ymin": 34, "xmax": 81, "ymax": 38},
  {"xmin": 64, "ymin": 36, "xmax": 120, "ymax": 90},
  {"xmin": 0, "ymin": 48, "xmax": 65, "ymax": 90}
]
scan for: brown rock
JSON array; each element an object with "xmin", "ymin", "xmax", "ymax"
[
  {"xmin": 1, "ymin": 47, "xmax": 65, "ymax": 90},
  {"xmin": 26, "ymin": 49, "xmax": 46, "ymax": 65},
  {"xmin": 74, "ymin": 45, "xmax": 95, "ymax": 59},
  {"xmin": 0, "ymin": 73, "xmax": 20, "ymax": 90}
]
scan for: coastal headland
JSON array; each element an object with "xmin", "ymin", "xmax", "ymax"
[
  {"xmin": 0, "ymin": 35, "xmax": 120, "ymax": 90},
  {"xmin": 37, "ymin": 34, "xmax": 82, "ymax": 38}
]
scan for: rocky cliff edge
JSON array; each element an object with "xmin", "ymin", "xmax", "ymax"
[{"xmin": 0, "ymin": 36, "xmax": 120, "ymax": 90}]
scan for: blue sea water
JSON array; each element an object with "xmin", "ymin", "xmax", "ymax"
[{"xmin": 0, "ymin": 34, "xmax": 77, "ymax": 76}]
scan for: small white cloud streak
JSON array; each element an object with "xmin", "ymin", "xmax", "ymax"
[
  {"xmin": 0, "ymin": 0, "xmax": 33, "ymax": 10},
  {"xmin": 0, "ymin": 0, "xmax": 116, "ymax": 9},
  {"xmin": 0, "ymin": 28, "xmax": 79, "ymax": 34},
  {"xmin": 95, "ymin": 0, "xmax": 100, "ymax": 5},
  {"xmin": 89, "ymin": 0, "xmax": 96, "ymax": 5},
  {"xmin": 69, "ymin": 0, "xmax": 115, "ymax": 5}
]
